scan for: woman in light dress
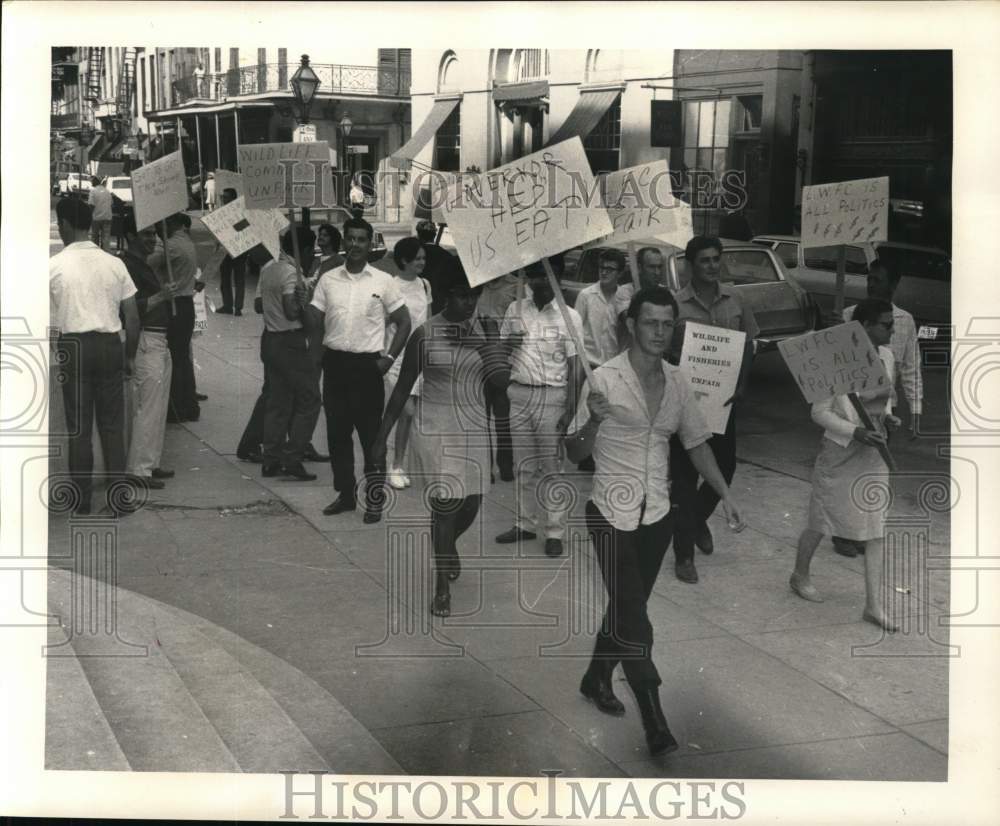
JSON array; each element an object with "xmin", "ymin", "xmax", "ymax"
[{"xmin": 789, "ymin": 298, "xmax": 901, "ymax": 631}]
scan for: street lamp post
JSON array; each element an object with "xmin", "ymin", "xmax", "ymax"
[
  {"xmin": 339, "ymin": 113, "xmax": 353, "ymax": 208},
  {"xmin": 290, "ymin": 54, "xmax": 321, "ymax": 227}
]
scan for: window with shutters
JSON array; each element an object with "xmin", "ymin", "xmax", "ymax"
[
  {"xmin": 378, "ymin": 48, "xmax": 411, "ymax": 95},
  {"xmin": 514, "ymin": 49, "xmax": 549, "ymax": 81},
  {"xmin": 435, "ymin": 104, "xmax": 461, "ymax": 172},
  {"xmin": 583, "ymin": 96, "xmax": 622, "ymax": 173}
]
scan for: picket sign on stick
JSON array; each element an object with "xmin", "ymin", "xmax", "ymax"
[
  {"xmin": 847, "ymin": 393, "xmax": 897, "ymax": 473},
  {"xmin": 626, "ymin": 242, "xmax": 642, "ymax": 290},
  {"xmin": 541, "ymin": 258, "xmax": 595, "ymax": 386},
  {"xmin": 286, "ymin": 209, "xmax": 305, "ymax": 284}
]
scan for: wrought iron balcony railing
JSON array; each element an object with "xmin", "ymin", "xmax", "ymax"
[{"xmin": 168, "ymin": 62, "xmax": 410, "ymax": 107}]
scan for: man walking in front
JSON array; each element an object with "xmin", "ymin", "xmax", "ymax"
[
  {"xmin": 308, "ymin": 217, "xmax": 411, "ymax": 522},
  {"xmin": 49, "ymin": 198, "xmax": 140, "ymax": 515},
  {"xmin": 88, "ymin": 176, "xmax": 114, "ymax": 251}
]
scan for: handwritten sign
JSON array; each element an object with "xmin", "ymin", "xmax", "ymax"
[
  {"xmin": 778, "ymin": 321, "xmax": 889, "ymax": 403},
  {"xmin": 214, "ymin": 169, "xmax": 243, "ymax": 197},
  {"xmin": 679, "ymin": 322, "xmax": 746, "ymax": 434},
  {"xmin": 201, "ymin": 195, "xmax": 289, "ymax": 260},
  {"xmin": 130, "ymin": 151, "xmax": 188, "ymax": 230},
  {"xmin": 238, "ymin": 141, "xmax": 334, "ymax": 209},
  {"xmin": 586, "ymin": 160, "xmax": 694, "ymax": 249},
  {"xmin": 801, "ymin": 176, "xmax": 889, "ymax": 248},
  {"xmin": 438, "ymin": 138, "xmax": 613, "ymax": 286}
]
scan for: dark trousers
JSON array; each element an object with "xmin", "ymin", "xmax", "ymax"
[
  {"xmin": 220, "ymin": 257, "xmax": 246, "ymax": 311},
  {"xmin": 322, "ymin": 349, "xmax": 384, "ymax": 502},
  {"xmin": 58, "ymin": 333, "xmax": 127, "ymax": 509},
  {"xmin": 586, "ymin": 501, "xmax": 674, "ymax": 690},
  {"xmin": 483, "ymin": 380, "xmax": 513, "ymax": 476},
  {"xmin": 261, "ymin": 330, "xmax": 321, "ymax": 466},
  {"xmin": 670, "ymin": 410, "xmax": 737, "ymax": 563},
  {"xmin": 166, "ymin": 295, "xmax": 198, "ymax": 419}
]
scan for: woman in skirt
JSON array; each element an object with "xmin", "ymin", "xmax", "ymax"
[{"xmin": 789, "ymin": 298, "xmax": 902, "ymax": 631}]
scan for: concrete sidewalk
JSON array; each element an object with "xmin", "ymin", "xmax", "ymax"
[{"xmin": 44, "ymin": 309, "xmax": 950, "ymax": 779}]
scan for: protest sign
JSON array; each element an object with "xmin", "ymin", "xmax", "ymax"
[
  {"xmin": 214, "ymin": 169, "xmax": 243, "ymax": 197},
  {"xmin": 238, "ymin": 141, "xmax": 333, "ymax": 209},
  {"xmin": 679, "ymin": 322, "xmax": 746, "ymax": 434},
  {"xmin": 801, "ymin": 176, "xmax": 889, "ymax": 248},
  {"xmin": 130, "ymin": 151, "xmax": 188, "ymax": 230},
  {"xmin": 201, "ymin": 195, "xmax": 288, "ymax": 261},
  {"xmin": 778, "ymin": 321, "xmax": 889, "ymax": 403},
  {"xmin": 437, "ymin": 138, "xmax": 613, "ymax": 286},
  {"xmin": 586, "ymin": 160, "xmax": 694, "ymax": 249}
]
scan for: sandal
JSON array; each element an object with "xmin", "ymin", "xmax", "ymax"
[
  {"xmin": 790, "ymin": 573, "xmax": 824, "ymax": 603},
  {"xmin": 431, "ymin": 592, "xmax": 451, "ymax": 617}
]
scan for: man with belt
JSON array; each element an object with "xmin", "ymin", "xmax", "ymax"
[
  {"xmin": 49, "ymin": 197, "xmax": 140, "ymax": 516},
  {"xmin": 259, "ymin": 226, "xmax": 321, "ymax": 482},
  {"xmin": 495, "ymin": 262, "xmax": 583, "ymax": 558},
  {"xmin": 669, "ymin": 236, "xmax": 758, "ymax": 583},
  {"xmin": 308, "ymin": 217, "xmax": 411, "ymax": 522},
  {"xmin": 120, "ymin": 214, "xmax": 176, "ymax": 489},
  {"xmin": 149, "ymin": 212, "xmax": 201, "ymax": 423}
]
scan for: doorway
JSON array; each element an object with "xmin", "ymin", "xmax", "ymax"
[{"xmin": 344, "ymin": 136, "xmax": 380, "ymax": 213}]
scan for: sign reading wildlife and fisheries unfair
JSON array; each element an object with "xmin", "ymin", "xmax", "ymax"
[
  {"xmin": 587, "ymin": 160, "xmax": 695, "ymax": 249},
  {"xmin": 801, "ymin": 176, "xmax": 889, "ymax": 248},
  {"xmin": 130, "ymin": 151, "xmax": 188, "ymax": 230},
  {"xmin": 436, "ymin": 138, "xmax": 614, "ymax": 286},
  {"xmin": 201, "ymin": 195, "xmax": 289, "ymax": 261},
  {"xmin": 213, "ymin": 169, "xmax": 243, "ymax": 197},
  {"xmin": 778, "ymin": 321, "xmax": 889, "ymax": 403},
  {"xmin": 238, "ymin": 141, "xmax": 334, "ymax": 209},
  {"xmin": 679, "ymin": 322, "xmax": 746, "ymax": 434}
]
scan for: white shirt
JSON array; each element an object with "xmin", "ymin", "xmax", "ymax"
[
  {"xmin": 311, "ymin": 264, "xmax": 404, "ymax": 352},
  {"xmin": 572, "ymin": 352, "xmax": 712, "ymax": 531},
  {"xmin": 259, "ymin": 254, "xmax": 302, "ymax": 333},
  {"xmin": 89, "ymin": 185, "xmax": 113, "ymax": 221},
  {"xmin": 575, "ymin": 282, "xmax": 619, "ymax": 366},
  {"xmin": 385, "ymin": 277, "xmax": 430, "ymax": 351},
  {"xmin": 49, "ymin": 241, "xmax": 137, "ymax": 334},
  {"xmin": 843, "ymin": 303, "xmax": 922, "ymax": 415},
  {"xmin": 501, "ymin": 297, "xmax": 583, "ymax": 387}
]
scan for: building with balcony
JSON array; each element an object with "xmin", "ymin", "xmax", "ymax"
[{"xmin": 137, "ymin": 47, "xmax": 412, "ymax": 221}]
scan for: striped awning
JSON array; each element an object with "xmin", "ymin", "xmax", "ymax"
[
  {"xmin": 493, "ymin": 79, "xmax": 549, "ymax": 103},
  {"xmin": 390, "ymin": 97, "xmax": 460, "ymax": 170},
  {"xmin": 545, "ymin": 87, "xmax": 620, "ymax": 148}
]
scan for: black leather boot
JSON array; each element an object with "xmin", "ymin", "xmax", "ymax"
[
  {"xmin": 634, "ymin": 687, "xmax": 679, "ymax": 756},
  {"xmin": 580, "ymin": 661, "xmax": 625, "ymax": 716}
]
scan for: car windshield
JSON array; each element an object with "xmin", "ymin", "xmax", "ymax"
[
  {"xmin": 111, "ymin": 180, "xmax": 130, "ymax": 190},
  {"xmin": 876, "ymin": 246, "xmax": 951, "ymax": 282}
]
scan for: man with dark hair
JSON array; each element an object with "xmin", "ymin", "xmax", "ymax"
[
  {"xmin": 216, "ymin": 187, "xmax": 248, "ymax": 316},
  {"xmin": 259, "ymin": 226, "xmax": 321, "ymax": 481},
  {"xmin": 613, "ymin": 246, "xmax": 668, "ymax": 316},
  {"xmin": 669, "ymin": 235, "xmax": 758, "ymax": 583},
  {"xmin": 308, "ymin": 216, "xmax": 412, "ymax": 522},
  {"xmin": 120, "ymin": 213, "xmax": 176, "ymax": 489},
  {"xmin": 565, "ymin": 286, "xmax": 743, "ymax": 756},
  {"xmin": 578, "ymin": 249, "xmax": 625, "ymax": 367},
  {"xmin": 50, "ymin": 197, "xmax": 140, "ymax": 515}
]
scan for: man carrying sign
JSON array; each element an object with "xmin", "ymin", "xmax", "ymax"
[{"xmin": 669, "ymin": 236, "xmax": 758, "ymax": 583}]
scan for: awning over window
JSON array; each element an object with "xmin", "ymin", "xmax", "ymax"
[
  {"xmin": 493, "ymin": 79, "xmax": 550, "ymax": 103},
  {"xmin": 545, "ymin": 88, "xmax": 620, "ymax": 148},
  {"xmin": 390, "ymin": 97, "xmax": 460, "ymax": 170}
]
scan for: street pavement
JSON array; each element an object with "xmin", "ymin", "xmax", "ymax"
[{"xmin": 43, "ymin": 211, "xmax": 951, "ymax": 778}]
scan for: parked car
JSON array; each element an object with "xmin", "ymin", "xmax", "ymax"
[
  {"xmin": 104, "ymin": 176, "xmax": 133, "ymax": 206},
  {"xmin": 58, "ymin": 173, "xmax": 92, "ymax": 198},
  {"xmin": 751, "ymin": 234, "xmax": 951, "ymax": 335},
  {"xmin": 566, "ymin": 239, "xmax": 818, "ymax": 349},
  {"xmin": 308, "ymin": 205, "xmax": 387, "ymax": 262}
]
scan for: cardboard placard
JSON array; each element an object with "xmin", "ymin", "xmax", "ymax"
[
  {"xmin": 438, "ymin": 138, "xmax": 613, "ymax": 286},
  {"xmin": 679, "ymin": 322, "xmax": 746, "ymax": 435},
  {"xmin": 238, "ymin": 141, "xmax": 333, "ymax": 209},
  {"xmin": 200, "ymin": 195, "xmax": 288, "ymax": 261},
  {"xmin": 130, "ymin": 151, "xmax": 188, "ymax": 230},
  {"xmin": 778, "ymin": 321, "xmax": 889, "ymax": 403},
  {"xmin": 586, "ymin": 160, "xmax": 694, "ymax": 249},
  {"xmin": 213, "ymin": 169, "xmax": 243, "ymax": 198},
  {"xmin": 801, "ymin": 176, "xmax": 889, "ymax": 248}
]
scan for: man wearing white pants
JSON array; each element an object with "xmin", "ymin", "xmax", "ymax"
[
  {"xmin": 496, "ymin": 264, "xmax": 582, "ymax": 557},
  {"xmin": 119, "ymin": 215, "xmax": 176, "ymax": 488}
]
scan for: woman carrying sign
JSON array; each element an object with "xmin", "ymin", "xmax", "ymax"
[{"xmin": 789, "ymin": 298, "xmax": 901, "ymax": 632}]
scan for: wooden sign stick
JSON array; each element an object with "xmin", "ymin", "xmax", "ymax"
[
  {"xmin": 627, "ymin": 242, "xmax": 642, "ymax": 290},
  {"xmin": 287, "ymin": 209, "xmax": 305, "ymax": 283},
  {"xmin": 542, "ymin": 257, "xmax": 595, "ymax": 386},
  {"xmin": 847, "ymin": 392, "xmax": 897, "ymax": 473}
]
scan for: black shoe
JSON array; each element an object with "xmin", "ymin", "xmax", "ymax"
[
  {"xmin": 234, "ymin": 309, "xmax": 242, "ymax": 317},
  {"xmin": 237, "ymin": 449, "xmax": 263, "ymax": 463},
  {"xmin": 634, "ymin": 688, "xmax": 679, "ymax": 756},
  {"xmin": 495, "ymin": 526, "xmax": 536, "ymax": 544},
  {"xmin": 545, "ymin": 538, "xmax": 563, "ymax": 558},
  {"xmin": 196, "ymin": 393, "xmax": 208, "ymax": 402},
  {"xmin": 137, "ymin": 476, "xmax": 165, "ymax": 490},
  {"xmin": 216, "ymin": 306, "xmax": 234, "ymax": 315},
  {"xmin": 498, "ymin": 466, "xmax": 515, "ymax": 482},
  {"xmin": 283, "ymin": 463, "xmax": 317, "ymax": 481},
  {"xmin": 694, "ymin": 522, "xmax": 714, "ymax": 554},
  {"xmin": 363, "ymin": 508, "xmax": 382, "ymax": 524},
  {"xmin": 580, "ymin": 666, "xmax": 625, "ymax": 716},
  {"xmin": 323, "ymin": 495, "xmax": 357, "ymax": 516},
  {"xmin": 675, "ymin": 560, "xmax": 699, "ymax": 584},
  {"xmin": 832, "ymin": 537, "xmax": 858, "ymax": 558},
  {"xmin": 303, "ymin": 450, "xmax": 329, "ymax": 462},
  {"xmin": 262, "ymin": 463, "xmax": 282, "ymax": 477},
  {"xmin": 151, "ymin": 468, "xmax": 175, "ymax": 479}
]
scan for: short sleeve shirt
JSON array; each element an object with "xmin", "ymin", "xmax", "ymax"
[
  {"xmin": 500, "ymin": 297, "xmax": 583, "ymax": 387},
  {"xmin": 670, "ymin": 282, "xmax": 759, "ymax": 361},
  {"xmin": 148, "ymin": 232, "xmax": 199, "ymax": 297},
  {"xmin": 49, "ymin": 241, "xmax": 137, "ymax": 334},
  {"xmin": 311, "ymin": 264, "xmax": 405, "ymax": 352},
  {"xmin": 259, "ymin": 256, "xmax": 302, "ymax": 332}
]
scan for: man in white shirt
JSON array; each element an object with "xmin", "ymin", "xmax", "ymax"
[
  {"xmin": 88, "ymin": 177, "xmax": 114, "ymax": 251},
  {"xmin": 565, "ymin": 285, "xmax": 743, "ymax": 757},
  {"xmin": 49, "ymin": 197, "xmax": 140, "ymax": 515},
  {"xmin": 308, "ymin": 217, "xmax": 411, "ymax": 522},
  {"xmin": 576, "ymin": 249, "xmax": 623, "ymax": 368},
  {"xmin": 496, "ymin": 263, "xmax": 583, "ymax": 557}
]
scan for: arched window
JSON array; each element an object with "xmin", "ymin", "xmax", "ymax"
[
  {"xmin": 438, "ymin": 50, "xmax": 459, "ymax": 95},
  {"xmin": 587, "ymin": 49, "xmax": 625, "ymax": 83},
  {"xmin": 513, "ymin": 49, "xmax": 549, "ymax": 81}
]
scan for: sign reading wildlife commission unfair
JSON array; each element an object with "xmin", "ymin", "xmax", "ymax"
[
  {"xmin": 801, "ymin": 176, "xmax": 889, "ymax": 248},
  {"xmin": 679, "ymin": 322, "xmax": 746, "ymax": 434},
  {"xmin": 778, "ymin": 321, "xmax": 889, "ymax": 403},
  {"xmin": 439, "ymin": 138, "xmax": 613, "ymax": 286},
  {"xmin": 130, "ymin": 151, "xmax": 188, "ymax": 230},
  {"xmin": 238, "ymin": 141, "xmax": 334, "ymax": 209}
]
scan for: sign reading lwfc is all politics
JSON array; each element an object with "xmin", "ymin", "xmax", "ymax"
[
  {"xmin": 801, "ymin": 176, "xmax": 889, "ymax": 248},
  {"xmin": 778, "ymin": 321, "xmax": 889, "ymax": 403},
  {"xmin": 679, "ymin": 322, "xmax": 746, "ymax": 434},
  {"xmin": 238, "ymin": 142, "xmax": 334, "ymax": 209},
  {"xmin": 130, "ymin": 150, "xmax": 188, "ymax": 230},
  {"xmin": 438, "ymin": 138, "xmax": 613, "ymax": 286}
]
